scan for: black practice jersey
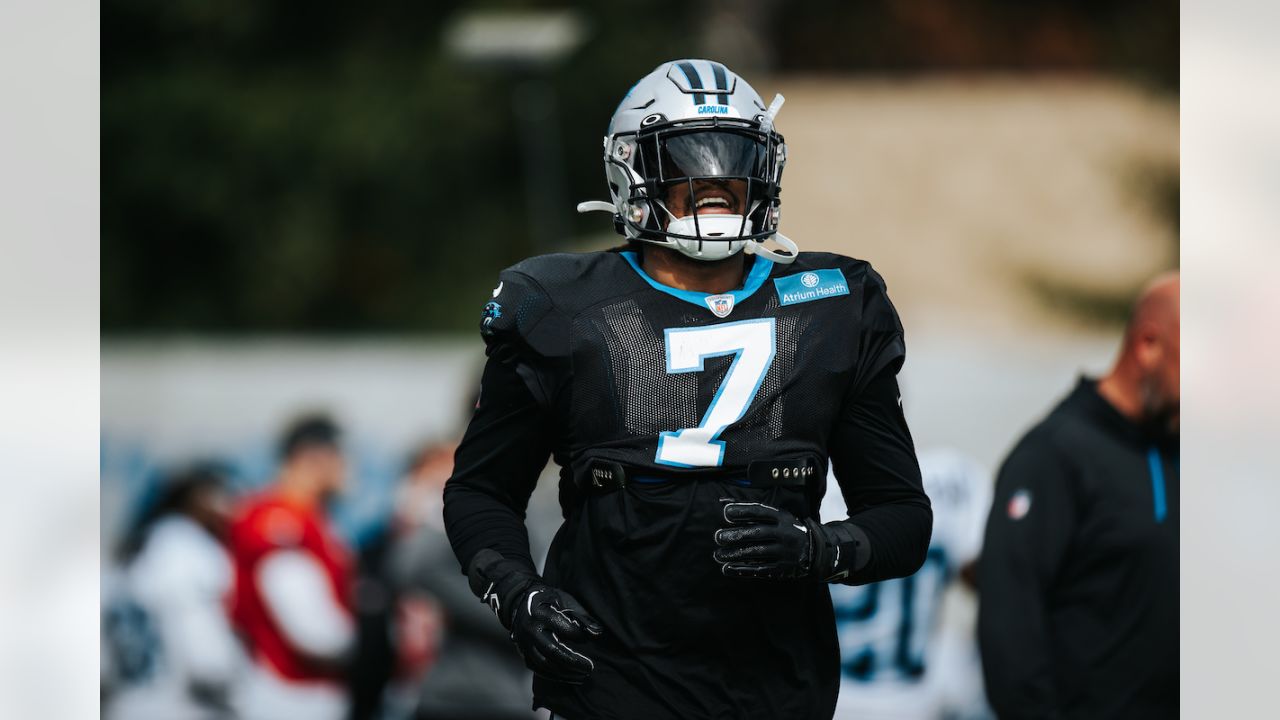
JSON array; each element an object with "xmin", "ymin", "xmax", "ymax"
[{"xmin": 444, "ymin": 248, "xmax": 931, "ymax": 720}]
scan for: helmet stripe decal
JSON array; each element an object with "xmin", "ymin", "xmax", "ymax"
[
  {"xmin": 710, "ymin": 62, "xmax": 730, "ymax": 105},
  {"xmin": 676, "ymin": 61, "xmax": 707, "ymax": 105}
]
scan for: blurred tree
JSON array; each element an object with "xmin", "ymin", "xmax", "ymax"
[
  {"xmin": 103, "ymin": 0, "xmax": 696, "ymax": 333},
  {"xmin": 103, "ymin": 0, "xmax": 1175, "ymax": 334},
  {"xmin": 771, "ymin": 0, "xmax": 1177, "ymax": 90}
]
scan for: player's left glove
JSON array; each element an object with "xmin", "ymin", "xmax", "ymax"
[{"xmin": 714, "ymin": 500, "xmax": 864, "ymax": 582}]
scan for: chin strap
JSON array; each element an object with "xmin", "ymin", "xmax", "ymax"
[
  {"xmin": 579, "ymin": 200, "xmax": 799, "ymax": 264},
  {"xmin": 751, "ymin": 233, "xmax": 798, "ymax": 264},
  {"xmin": 577, "ymin": 201, "xmax": 616, "ymax": 214}
]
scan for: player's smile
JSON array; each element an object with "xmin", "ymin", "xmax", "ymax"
[{"xmin": 664, "ymin": 179, "xmax": 747, "ymax": 220}]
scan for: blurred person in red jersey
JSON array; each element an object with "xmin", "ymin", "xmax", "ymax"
[
  {"xmin": 229, "ymin": 414, "xmax": 355, "ymax": 720},
  {"xmin": 348, "ymin": 441, "xmax": 454, "ymax": 720},
  {"xmin": 979, "ymin": 273, "xmax": 1179, "ymax": 719},
  {"xmin": 103, "ymin": 463, "xmax": 242, "ymax": 720}
]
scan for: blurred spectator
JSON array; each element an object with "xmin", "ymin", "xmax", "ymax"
[
  {"xmin": 228, "ymin": 414, "xmax": 355, "ymax": 720},
  {"xmin": 391, "ymin": 445, "xmax": 538, "ymax": 720},
  {"xmin": 102, "ymin": 463, "xmax": 242, "ymax": 720},
  {"xmin": 979, "ymin": 274, "xmax": 1179, "ymax": 719},
  {"xmin": 825, "ymin": 448, "xmax": 994, "ymax": 720},
  {"xmin": 347, "ymin": 442, "xmax": 453, "ymax": 720}
]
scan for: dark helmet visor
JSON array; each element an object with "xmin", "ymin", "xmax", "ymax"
[{"xmin": 641, "ymin": 130, "xmax": 768, "ymax": 182}]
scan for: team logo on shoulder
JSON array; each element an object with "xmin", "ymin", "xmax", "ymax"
[
  {"xmin": 705, "ymin": 293, "xmax": 735, "ymax": 318},
  {"xmin": 1007, "ymin": 489, "xmax": 1032, "ymax": 520},
  {"xmin": 482, "ymin": 301, "xmax": 503, "ymax": 326}
]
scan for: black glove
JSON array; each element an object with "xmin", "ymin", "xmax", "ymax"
[
  {"xmin": 467, "ymin": 549, "xmax": 603, "ymax": 683},
  {"xmin": 714, "ymin": 500, "xmax": 867, "ymax": 582}
]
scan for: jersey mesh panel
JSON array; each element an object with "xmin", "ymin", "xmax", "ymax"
[
  {"xmin": 513, "ymin": 287, "xmax": 550, "ymax": 344},
  {"xmin": 597, "ymin": 299, "xmax": 698, "ymax": 435}
]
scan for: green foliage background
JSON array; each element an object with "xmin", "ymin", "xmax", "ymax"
[{"xmin": 102, "ymin": 0, "xmax": 1176, "ymax": 334}]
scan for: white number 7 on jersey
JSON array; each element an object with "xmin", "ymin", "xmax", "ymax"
[{"xmin": 656, "ymin": 318, "xmax": 777, "ymax": 467}]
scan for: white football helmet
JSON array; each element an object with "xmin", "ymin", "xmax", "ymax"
[{"xmin": 578, "ymin": 59, "xmax": 798, "ymax": 263}]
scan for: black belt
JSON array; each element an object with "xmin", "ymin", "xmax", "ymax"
[{"xmin": 575, "ymin": 456, "xmax": 821, "ymax": 494}]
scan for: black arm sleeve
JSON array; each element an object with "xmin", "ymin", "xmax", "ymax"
[
  {"xmin": 826, "ymin": 368, "xmax": 932, "ymax": 585},
  {"xmin": 442, "ymin": 353, "xmax": 555, "ymax": 577},
  {"xmin": 978, "ymin": 432, "xmax": 1077, "ymax": 718}
]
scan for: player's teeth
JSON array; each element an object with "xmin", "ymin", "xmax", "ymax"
[{"xmin": 696, "ymin": 197, "xmax": 729, "ymax": 208}]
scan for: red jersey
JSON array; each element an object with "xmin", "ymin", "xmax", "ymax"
[{"xmin": 228, "ymin": 491, "xmax": 353, "ymax": 683}]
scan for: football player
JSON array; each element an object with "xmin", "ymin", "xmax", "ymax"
[
  {"xmin": 103, "ymin": 465, "xmax": 242, "ymax": 720},
  {"xmin": 825, "ymin": 448, "xmax": 993, "ymax": 720},
  {"xmin": 443, "ymin": 59, "xmax": 933, "ymax": 719},
  {"xmin": 228, "ymin": 415, "xmax": 355, "ymax": 720}
]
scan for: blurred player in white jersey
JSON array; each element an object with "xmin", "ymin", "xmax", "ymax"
[
  {"xmin": 103, "ymin": 464, "xmax": 243, "ymax": 720},
  {"xmin": 824, "ymin": 447, "xmax": 993, "ymax": 720}
]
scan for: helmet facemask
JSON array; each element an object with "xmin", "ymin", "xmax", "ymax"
[
  {"xmin": 579, "ymin": 60, "xmax": 798, "ymax": 264},
  {"xmin": 609, "ymin": 118, "xmax": 786, "ymax": 262}
]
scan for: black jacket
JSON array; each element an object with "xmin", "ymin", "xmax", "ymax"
[{"xmin": 978, "ymin": 378, "xmax": 1178, "ymax": 719}]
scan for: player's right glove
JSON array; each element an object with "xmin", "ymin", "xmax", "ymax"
[{"xmin": 466, "ymin": 549, "xmax": 603, "ymax": 684}]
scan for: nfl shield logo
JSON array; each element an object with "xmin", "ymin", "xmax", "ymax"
[
  {"xmin": 1007, "ymin": 489, "xmax": 1032, "ymax": 520},
  {"xmin": 705, "ymin": 294, "xmax": 735, "ymax": 318}
]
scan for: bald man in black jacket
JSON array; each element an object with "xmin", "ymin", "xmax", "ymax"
[{"xmin": 979, "ymin": 274, "xmax": 1179, "ymax": 720}]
